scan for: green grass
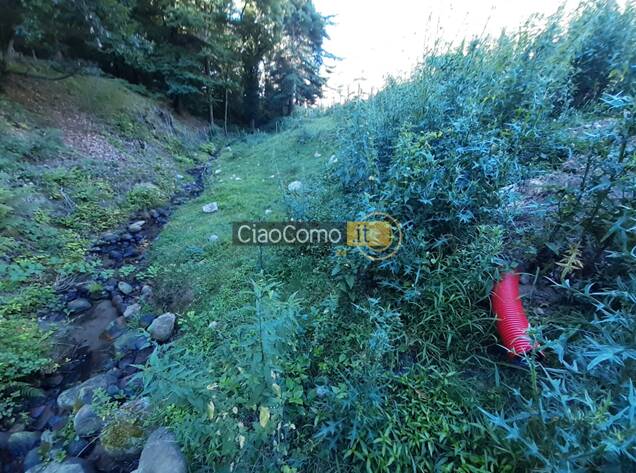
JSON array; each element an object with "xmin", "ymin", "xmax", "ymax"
[
  {"xmin": 149, "ymin": 115, "xmax": 338, "ymax": 314},
  {"xmin": 144, "ymin": 115, "xmax": 339, "ymax": 468}
]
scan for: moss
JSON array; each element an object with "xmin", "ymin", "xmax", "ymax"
[{"xmin": 101, "ymin": 419, "xmax": 146, "ymax": 454}]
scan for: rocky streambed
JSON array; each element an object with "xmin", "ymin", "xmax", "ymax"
[{"xmin": 0, "ymin": 162, "xmax": 215, "ymax": 473}]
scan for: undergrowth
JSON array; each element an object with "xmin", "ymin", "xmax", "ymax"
[{"xmin": 141, "ymin": 1, "xmax": 636, "ymax": 472}]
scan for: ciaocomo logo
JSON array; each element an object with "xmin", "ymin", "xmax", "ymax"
[{"xmin": 232, "ymin": 212, "xmax": 402, "ymax": 261}]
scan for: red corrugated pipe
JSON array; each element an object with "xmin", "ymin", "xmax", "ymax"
[{"xmin": 491, "ymin": 272, "xmax": 535, "ymax": 358}]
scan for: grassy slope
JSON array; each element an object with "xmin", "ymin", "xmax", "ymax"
[
  {"xmin": 144, "ymin": 114, "xmax": 338, "ymax": 467},
  {"xmin": 0, "ymin": 60, "xmax": 211, "ymax": 424},
  {"xmin": 149, "ymin": 114, "xmax": 337, "ymax": 314}
]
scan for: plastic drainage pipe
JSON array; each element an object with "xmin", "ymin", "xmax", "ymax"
[{"xmin": 491, "ymin": 272, "xmax": 534, "ymax": 358}]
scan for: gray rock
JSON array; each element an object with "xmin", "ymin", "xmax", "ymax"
[
  {"xmin": 287, "ymin": 180, "xmax": 303, "ymax": 192},
  {"xmin": 141, "ymin": 285, "xmax": 153, "ymax": 298},
  {"xmin": 117, "ymin": 281, "xmax": 134, "ymax": 295},
  {"xmin": 67, "ymin": 298, "xmax": 92, "ymax": 314},
  {"xmin": 57, "ymin": 374, "xmax": 113, "ymax": 411},
  {"xmin": 26, "ymin": 459, "xmax": 92, "ymax": 473},
  {"xmin": 8, "ymin": 431, "xmax": 40, "ymax": 457},
  {"xmin": 101, "ymin": 232, "xmax": 119, "ymax": 243},
  {"xmin": 128, "ymin": 220, "xmax": 146, "ymax": 233},
  {"xmin": 67, "ymin": 438, "xmax": 89, "ymax": 457},
  {"xmin": 24, "ymin": 447, "xmax": 42, "ymax": 470},
  {"xmin": 147, "ymin": 313, "xmax": 176, "ymax": 342},
  {"xmin": 208, "ymin": 234, "xmax": 219, "ymax": 243},
  {"xmin": 103, "ymin": 317, "xmax": 126, "ymax": 340},
  {"xmin": 114, "ymin": 330, "xmax": 150, "ymax": 356},
  {"xmin": 123, "ymin": 303, "xmax": 141, "ymax": 319},
  {"xmin": 202, "ymin": 202, "xmax": 218, "ymax": 213},
  {"xmin": 137, "ymin": 428, "xmax": 186, "ymax": 473},
  {"xmin": 74, "ymin": 404, "xmax": 103, "ymax": 437}
]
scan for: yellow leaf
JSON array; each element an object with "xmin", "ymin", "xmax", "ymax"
[
  {"xmin": 207, "ymin": 400, "xmax": 215, "ymax": 420},
  {"xmin": 272, "ymin": 383, "xmax": 281, "ymax": 397},
  {"xmin": 259, "ymin": 405, "xmax": 270, "ymax": 428}
]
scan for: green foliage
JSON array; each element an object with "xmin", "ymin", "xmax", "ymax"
[
  {"xmin": 143, "ymin": 278, "xmax": 303, "ymax": 470},
  {"xmin": 1, "ymin": 0, "xmax": 329, "ymax": 125},
  {"xmin": 0, "ymin": 316, "xmax": 52, "ymax": 426},
  {"xmin": 126, "ymin": 182, "xmax": 167, "ymax": 211}
]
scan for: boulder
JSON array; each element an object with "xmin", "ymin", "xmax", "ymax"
[
  {"xmin": 8, "ymin": 431, "xmax": 40, "ymax": 457},
  {"xmin": 147, "ymin": 313, "xmax": 176, "ymax": 342},
  {"xmin": 57, "ymin": 373, "xmax": 114, "ymax": 411},
  {"xmin": 74, "ymin": 404, "xmax": 103, "ymax": 437},
  {"xmin": 137, "ymin": 428, "xmax": 186, "ymax": 473}
]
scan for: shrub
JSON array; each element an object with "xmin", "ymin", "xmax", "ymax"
[{"xmin": 126, "ymin": 182, "xmax": 167, "ymax": 211}]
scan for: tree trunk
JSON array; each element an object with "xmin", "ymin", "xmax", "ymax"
[
  {"xmin": 224, "ymin": 88, "xmax": 229, "ymax": 136},
  {"xmin": 205, "ymin": 58, "xmax": 214, "ymax": 126}
]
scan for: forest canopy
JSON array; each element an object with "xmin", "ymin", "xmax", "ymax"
[{"xmin": 0, "ymin": 0, "xmax": 330, "ymax": 126}]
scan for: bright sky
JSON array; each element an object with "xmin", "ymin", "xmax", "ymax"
[{"xmin": 313, "ymin": 0, "xmax": 586, "ymax": 104}]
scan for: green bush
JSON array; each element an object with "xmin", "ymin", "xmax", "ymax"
[{"xmin": 126, "ymin": 182, "xmax": 167, "ymax": 211}]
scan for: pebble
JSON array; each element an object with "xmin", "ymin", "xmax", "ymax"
[
  {"xmin": 118, "ymin": 281, "xmax": 134, "ymax": 295},
  {"xmin": 287, "ymin": 180, "xmax": 303, "ymax": 192},
  {"xmin": 128, "ymin": 220, "xmax": 146, "ymax": 233},
  {"xmin": 202, "ymin": 202, "xmax": 218, "ymax": 213}
]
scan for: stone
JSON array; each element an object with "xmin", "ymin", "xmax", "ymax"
[
  {"xmin": 202, "ymin": 202, "xmax": 218, "ymax": 213},
  {"xmin": 103, "ymin": 317, "xmax": 126, "ymax": 340},
  {"xmin": 314, "ymin": 151, "xmax": 321, "ymax": 157},
  {"xmin": 141, "ymin": 285, "xmax": 153, "ymax": 298},
  {"xmin": 57, "ymin": 373, "xmax": 114, "ymax": 411},
  {"xmin": 47, "ymin": 415, "xmax": 67, "ymax": 431},
  {"xmin": 137, "ymin": 428, "xmax": 186, "ymax": 473},
  {"xmin": 24, "ymin": 447, "xmax": 42, "ymax": 470},
  {"xmin": 25, "ymin": 459, "xmax": 92, "ymax": 473},
  {"xmin": 287, "ymin": 180, "xmax": 303, "ymax": 192},
  {"xmin": 108, "ymin": 250, "xmax": 123, "ymax": 262},
  {"xmin": 67, "ymin": 298, "xmax": 92, "ymax": 314},
  {"xmin": 8, "ymin": 431, "xmax": 40, "ymax": 457},
  {"xmin": 111, "ymin": 295, "xmax": 126, "ymax": 315},
  {"xmin": 67, "ymin": 438, "xmax": 90, "ymax": 457},
  {"xmin": 101, "ymin": 232, "xmax": 119, "ymax": 243},
  {"xmin": 74, "ymin": 404, "xmax": 103, "ymax": 437},
  {"xmin": 208, "ymin": 234, "xmax": 219, "ymax": 243},
  {"xmin": 128, "ymin": 220, "xmax": 146, "ymax": 233},
  {"xmin": 115, "ymin": 330, "xmax": 150, "ymax": 357},
  {"xmin": 147, "ymin": 313, "xmax": 176, "ymax": 342},
  {"xmin": 123, "ymin": 303, "xmax": 141, "ymax": 319},
  {"xmin": 264, "ymin": 209, "xmax": 272, "ymax": 215},
  {"xmin": 139, "ymin": 313, "xmax": 156, "ymax": 329},
  {"xmin": 117, "ymin": 281, "xmax": 134, "ymax": 295}
]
